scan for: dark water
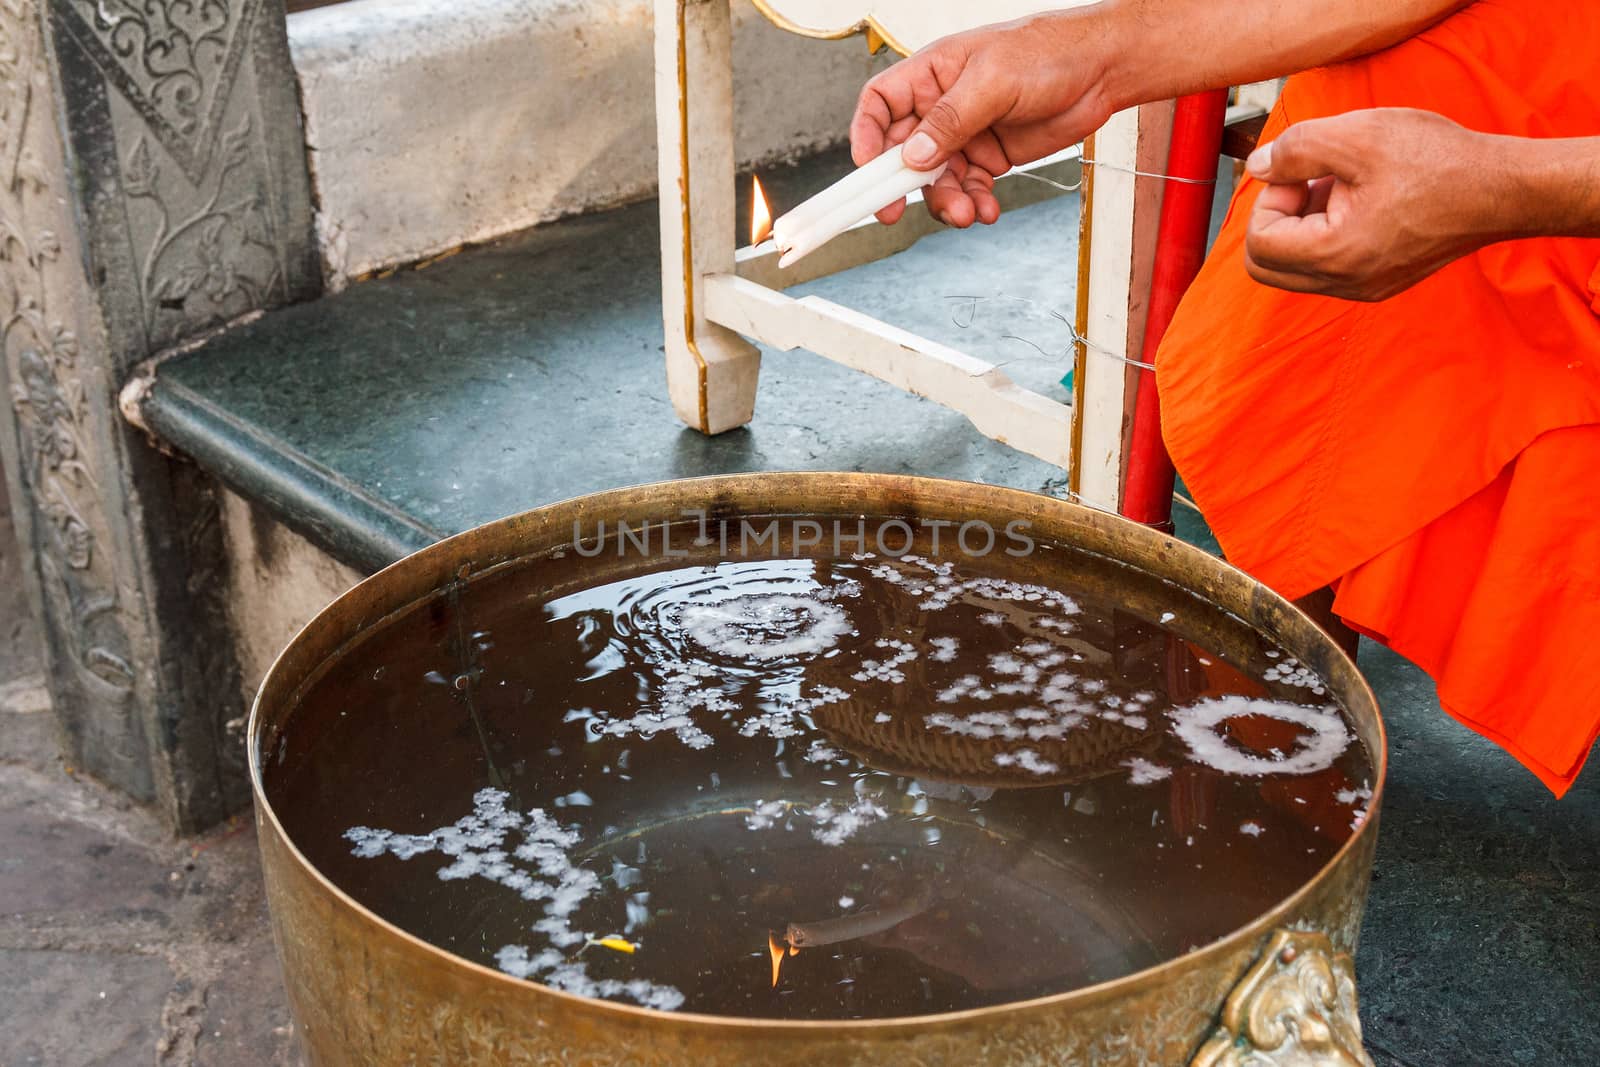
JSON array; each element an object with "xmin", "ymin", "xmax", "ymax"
[{"xmin": 263, "ymin": 520, "xmax": 1373, "ymax": 1019}]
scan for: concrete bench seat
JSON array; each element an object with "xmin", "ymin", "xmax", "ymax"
[{"xmin": 128, "ymin": 150, "xmax": 1080, "ymax": 578}]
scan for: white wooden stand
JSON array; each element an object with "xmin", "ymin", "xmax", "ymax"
[
  {"xmin": 654, "ymin": 0, "xmax": 1276, "ymax": 510},
  {"xmin": 1071, "ymin": 101, "xmax": 1174, "ymax": 510},
  {"xmin": 654, "ymin": 0, "xmax": 764, "ymax": 434}
]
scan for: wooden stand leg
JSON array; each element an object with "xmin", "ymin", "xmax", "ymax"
[
  {"xmin": 1071, "ymin": 102, "xmax": 1173, "ymax": 510},
  {"xmin": 654, "ymin": 0, "xmax": 761, "ymax": 434}
]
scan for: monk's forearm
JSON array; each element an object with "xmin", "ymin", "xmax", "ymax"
[
  {"xmin": 1074, "ymin": 0, "xmax": 1474, "ymax": 111},
  {"xmin": 1487, "ymin": 135, "xmax": 1600, "ymax": 241}
]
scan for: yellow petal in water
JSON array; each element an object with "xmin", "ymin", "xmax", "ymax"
[{"xmin": 592, "ymin": 937, "xmax": 637, "ymax": 955}]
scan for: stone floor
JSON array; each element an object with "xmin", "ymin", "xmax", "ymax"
[{"xmin": 0, "ymin": 484, "xmax": 296, "ymax": 1067}]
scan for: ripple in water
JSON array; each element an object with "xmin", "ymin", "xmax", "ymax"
[{"xmin": 679, "ymin": 593, "xmax": 852, "ymax": 662}]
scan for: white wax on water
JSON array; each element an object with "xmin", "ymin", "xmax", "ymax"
[{"xmin": 772, "ymin": 143, "xmax": 947, "ymax": 268}]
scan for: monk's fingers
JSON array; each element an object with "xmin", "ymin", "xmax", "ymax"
[
  {"xmin": 886, "ymin": 114, "xmax": 919, "ymax": 148},
  {"xmin": 1305, "ymin": 175, "xmax": 1336, "ymax": 216},
  {"xmin": 882, "ymin": 136, "xmax": 962, "ymax": 224},
  {"xmin": 1244, "ymin": 207, "xmax": 1378, "ymax": 299},
  {"xmin": 1245, "ymin": 174, "xmax": 1351, "ymax": 275},
  {"xmin": 855, "ymin": 110, "xmax": 922, "ymax": 168},
  {"xmin": 850, "ymin": 92, "xmax": 893, "ymax": 166},
  {"xmin": 1252, "ymin": 179, "xmax": 1314, "ymax": 225},
  {"xmin": 1244, "ymin": 252, "xmax": 1395, "ymax": 301},
  {"xmin": 861, "ymin": 118, "xmax": 923, "ymax": 222},
  {"xmin": 1246, "ymin": 207, "xmax": 1342, "ymax": 276},
  {"xmin": 856, "ymin": 62, "xmax": 920, "ymax": 130},
  {"xmin": 1241, "ymin": 252, "xmax": 1334, "ymax": 295},
  {"xmin": 1246, "ymin": 114, "xmax": 1373, "ymax": 185},
  {"xmin": 926, "ymin": 163, "xmax": 979, "ymax": 227},
  {"xmin": 961, "ymin": 162, "xmax": 1001, "ymax": 225},
  {"xmin": 874, "ymin": 198, "xmax": 908, "ymax": 225},
  {"xmin": 959, "ymin": 129, "xmax": 1011, "ymax": 183},
  {"xmin": 853, "ymin": 60, "xmax": 939, "ymax": 164}
]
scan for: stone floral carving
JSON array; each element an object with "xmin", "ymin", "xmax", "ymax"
[
  {"xmin": 1191, "ymin": 929, "xmax": 1374, "ymax": 1067},
  {"xmin": 54, "ymin": 0, "xmax": 295, "ymax": 345},
  {"xmin": 2, "ymin": 1, "xmax": 139, "ymax": 704},
  {"xmin": 59, "ymin": 0, "xmax": 251, "ymax": 178},
  {"xmin": 2, "ymin": 0, "xmax": 308, "ymax": 821},
  {"xmin": 121, "ymin": 116, "xmax": 288, "ymax": 338}
]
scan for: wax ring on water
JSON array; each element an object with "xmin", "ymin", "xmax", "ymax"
[{"xmin": 1169, "ymin": 696, "xmax": 1350, "ymax": 776}]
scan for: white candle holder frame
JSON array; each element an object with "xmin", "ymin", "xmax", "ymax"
[{"xmin": 652, "ymin": 0, "xmax": 1275, "ymax": 510}]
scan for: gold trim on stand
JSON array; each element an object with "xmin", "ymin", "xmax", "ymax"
[
  {"xmin": 1067, "ymin": 129, "xmax": 1095, "ymax": 500},
  {"xmin": 747, "ymin": 0, "xmax": 913, "ymax": 57},
  {"xmin": 673, "ymin": 0, "xmax": 713, "ymax": 432}
]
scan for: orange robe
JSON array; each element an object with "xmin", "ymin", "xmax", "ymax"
[{"xmin": 1157, "ymin": 1, "xmax": 1600, "ymax": 796}]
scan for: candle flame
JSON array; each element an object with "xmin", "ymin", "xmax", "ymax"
[
  {"xmin": 751, "ymin": 175, "xmax": 773, "ymax": 246},
  {"xmin": 768, "ymin": 931, "xmax": 787, "ymax": 987}
]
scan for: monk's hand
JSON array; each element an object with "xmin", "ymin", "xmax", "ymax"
[
  {"xmin": 1243, "ymin": 108, "xmax": 1506, "ymax": 301},
  {"xmin": 849, "ymin": 14, "xmax": 1116, "ymax": 228}
]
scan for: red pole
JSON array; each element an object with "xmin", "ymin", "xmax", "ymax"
[{"xmin": 1119, "ymin": 90, "xmax": 1230, "ymax": 528}]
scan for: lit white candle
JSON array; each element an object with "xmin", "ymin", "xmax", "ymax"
[{"xmin": 772, "ymin": 144, "xmax": 948, "ymax": 268}]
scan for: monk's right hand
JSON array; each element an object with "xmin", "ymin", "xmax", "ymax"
[{"xmin": 849, "ymin": 15, "xmax": 1118, "ymax": 229}]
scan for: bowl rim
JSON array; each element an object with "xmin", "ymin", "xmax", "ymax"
[{"xmin": 248, "ymin": 471, "xmax": 1387, "ymax": 1034}]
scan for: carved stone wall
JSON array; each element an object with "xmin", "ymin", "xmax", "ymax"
[
  {"xmin": 0, "ymin": 0, "xmax": 317, "ymax": 829},
  {"xmin": 48, "ymin": 0, "xmax": 320, "ymax": 357}
]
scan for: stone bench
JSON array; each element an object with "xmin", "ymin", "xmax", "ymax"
[{"xmin": 126, "ymin": 150, "xmax": 1084, "ymax": 738}]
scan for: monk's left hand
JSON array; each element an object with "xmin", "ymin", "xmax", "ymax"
[{"xmin": 1243, "ymin": 108, "xmax": 1505, "ymax": 301}]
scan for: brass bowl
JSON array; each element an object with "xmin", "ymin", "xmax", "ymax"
[{"xmin": 250, "ymin": 473, "xmax": 1384, "ymax": 1065}]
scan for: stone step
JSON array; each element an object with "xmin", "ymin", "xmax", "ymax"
[
  {"xmin": 129, "ymin": 150, "xmax": 1080, "ymax": 574},
  {"xmin": 288, "ymin": 0, "xmax": 891, "ymax": 285}
]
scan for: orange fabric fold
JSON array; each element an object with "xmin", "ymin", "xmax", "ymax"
[{"xmin": 1156, "ymin": 1, "xmax": 1600, "ymax": 794}]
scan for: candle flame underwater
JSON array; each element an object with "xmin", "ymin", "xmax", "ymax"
[{"xmin": 751, "ymin": 175, "xmax": 773, "ymax": 246}]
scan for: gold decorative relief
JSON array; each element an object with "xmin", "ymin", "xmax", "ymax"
[
  {"xmin": 748, "ymin": 0, "xmax": 1094, "ymax": 57},
  {"xmin": 1192, "ymin": 929, "xmax": 1374, "ymax": 1067}
]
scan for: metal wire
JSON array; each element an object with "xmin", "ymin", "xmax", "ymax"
[
  {"xmin": 944, "ymin": 294, "xmax": 1157, "ymax": 372},
  {"xmin": 1008, "ymin": 169, "xmax": 1084, "ymax": 194},
  {"xmin": 944, "ymin": 152, "xmax": 1218, "ymax": 519},
  {"xmin": 1078, "ymin": 157, "xmax": 1217, "ymax": 186}
]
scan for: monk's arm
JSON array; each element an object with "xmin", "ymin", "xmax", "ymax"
[
  {"xmin": 1097, "ymin": 0, "xmax": 1475, "ymax": 112},
  {"xmin": 1501, "ymin": 135, "xmax": 1600, "ymax": 241},
  {"xmin": 850, "ymin": 0, "xmax": 1474, "ymax": 226}
]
